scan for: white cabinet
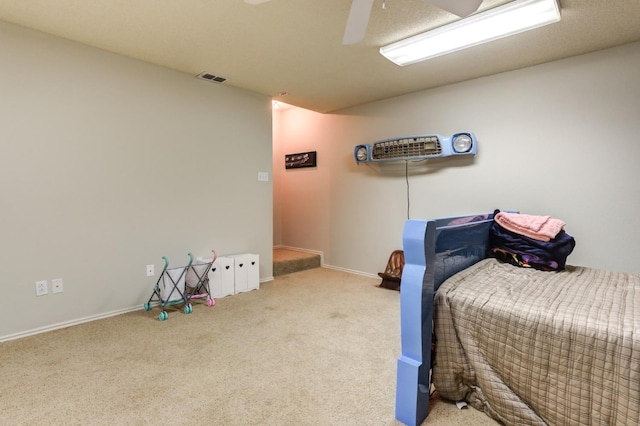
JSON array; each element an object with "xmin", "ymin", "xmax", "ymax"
[
  {"xmin": 229, "ymin": 254, "xmax": 260, "ymax": 293},
  {"xmin": 210, "ymin": 256, "xmax": 235, "ymax": 298},
  {"xmin": 246, "ymin": 254, "xmax": 259, "ymax": 291},
  {"xmin": 232, "ymin": 254, "xmax": 249, "ymax": 293},
  {"xmin": 208, "ymin": 253, "xmax": 259, "ymax": 298}
]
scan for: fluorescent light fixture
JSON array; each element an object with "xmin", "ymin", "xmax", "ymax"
[{"xmin": 380, "ymin": 0, "xmax": 560, "ymax": 66}]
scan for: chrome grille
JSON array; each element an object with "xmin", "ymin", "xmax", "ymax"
[{"xmin": 372, "ymin": 136, "xmax": 442, "ymax": 160}]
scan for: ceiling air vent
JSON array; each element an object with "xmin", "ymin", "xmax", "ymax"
[{"xmin": 197, "ymin": 72, "xmax": 227, "ymax": 83}]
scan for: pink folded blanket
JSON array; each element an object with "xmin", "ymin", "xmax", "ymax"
[{"xmin": 495, "ymin": 211, "xmax": 565, "ymax": 242}]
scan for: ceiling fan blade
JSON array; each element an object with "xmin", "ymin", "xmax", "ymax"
[
  {"xmin": 244, "ymin": 0, "xmax": 272, "ymax": 4},
  {"xmin": 424, "ymin": 0, "xmax": 483, "ymax": 17},
  {"xmin": 343, "ymin": 0, "xmax": 375, "ymax": 45}
]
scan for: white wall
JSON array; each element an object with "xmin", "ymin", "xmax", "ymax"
[
  {"xmin": 0, "ymin": 21, "xmax": 273, "ymax": 340},
  {"xmin": 274, "ymin": 42, "xmax": 640, "ymax": 276}
]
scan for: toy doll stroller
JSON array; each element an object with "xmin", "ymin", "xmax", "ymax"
[
  {"xmin": 143, "ymin": 253, "xmax": 194, "ymax": 321},
  {"xmin": 185, "ymin": 249, "xmax": 217, "ymax": 308}
]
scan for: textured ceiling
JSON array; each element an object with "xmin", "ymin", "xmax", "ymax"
[{"xmin": 1, "ymin": 0, "xmax": 640, "ymax": 112}]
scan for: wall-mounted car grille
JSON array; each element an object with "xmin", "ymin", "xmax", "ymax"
[
  {"xmin": 372, "ymin": 136, "xmax": 442, "ymax": 160},
  {"xmin": 354, "ymin": 132, "xmax": 477, "ymax": 164}
]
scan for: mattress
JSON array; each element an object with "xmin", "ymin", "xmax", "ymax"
[{"xmin": 432, "ymin": 258, "xmax": 640, "ymax": 425}]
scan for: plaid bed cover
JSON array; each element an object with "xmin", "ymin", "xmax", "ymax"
[{"xmin": 433, "ymin": 258, "xmax": 640, "ymax": 425}]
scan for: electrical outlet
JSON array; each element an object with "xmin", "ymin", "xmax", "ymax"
[
  {"xmin": 146, "ymin": 264, "xmax": 155, "ymax": 277},
  {"xmin": 52, "ymin": 278, "xmax": 64, "ymax": 294},
  {"xmin": 35, "ymin": 280, "xmax": 48, "ymax": 296},
  {"xmin": 257, "ymin": 171, "xmax": 269, "ymax": 182}
]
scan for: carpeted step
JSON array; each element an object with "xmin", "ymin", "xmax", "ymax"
[{"xmin": 273, "ymin": 248, "xmax": 321, "ymax": 276}]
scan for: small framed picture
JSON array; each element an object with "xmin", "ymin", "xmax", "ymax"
[{"xmin": 285, "ymin": 151, "xmax": 317, "ymax": 169}]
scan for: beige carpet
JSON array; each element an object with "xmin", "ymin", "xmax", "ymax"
[{"xmin": 0, "ymin": 267, "xmax": 497, "ymax": 426}]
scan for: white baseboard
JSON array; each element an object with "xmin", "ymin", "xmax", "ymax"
[
  {"xmin": 0, "ymin": 267, "xmax": 358, "ymax": 343},
  {"xmin": 321, "ymin": 263, "xmax": 378, "ymax": 280},
  {"xmin": 0, "ymin": 305, "xmax": 144, "ymax": 343}
]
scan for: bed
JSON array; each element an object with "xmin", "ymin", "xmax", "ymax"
[{"xmin": 394, "ymin": 212, "xmax": 640, "ymax": 426}]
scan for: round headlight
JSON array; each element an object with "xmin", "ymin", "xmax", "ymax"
[
  {"xmin": 452, "ymin": 134, "xmax": 472, "ymax": 153},
  {"xmin": 356, "ymin": 146, "xmax": 368, "ymax": 162}
]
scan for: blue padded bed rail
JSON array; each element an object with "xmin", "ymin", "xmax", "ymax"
[{"xmin": 395, "ymin": 212, "xmax": 498, "ymax": 426}]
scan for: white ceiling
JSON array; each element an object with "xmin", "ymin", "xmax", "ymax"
[{"xmin": 1, "ymin": 0, "xmax": 640, "ymax": 113}]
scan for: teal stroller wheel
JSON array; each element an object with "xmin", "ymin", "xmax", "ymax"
[
  {"xmin": 143, "ymin": 303, "xmax": 152, "ymax": 311},
  {"xmin": 159, "ymin": 311, "xmax": 168, "ymax": 321},
  {"xmin": 184, "ymin": 304, "xmax": 193, "ymax": 314}
]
